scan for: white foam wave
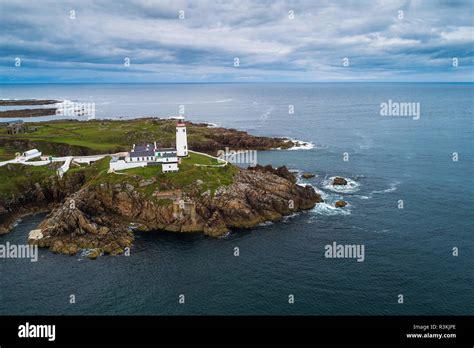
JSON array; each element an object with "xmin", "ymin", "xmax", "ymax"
[
  {"xmin": 298, "ymin": 182, "xmax": 351, "ymax": 216},
  {"xmin": 370, "ymin": 181, "xmax": 399, "ymax": 194},
  {"xmin": 295, "ymin": 172, "xmax": 321, "ymax": 190},
  {"xmin": 322, "ymin": 176, "xmax": 361, "ymax": 194},
  {"xmin": 286, "ymin": 138, "xmax": 316, "ymax": 151},
  {"xmin": 311, "ymin": 202, "xmax": 351, "ymax": 216},
  {"xmin": 259, "ymin": 107, "xmax": 273, "ymax": 122},
  {"xmin": 282, "ymin": 213, "xmax": 299, "ymax": 222},
  {"xmin": 293, "ymin": 171, "xmax": 352, "ymax": 216},
  {"xmin": 374, "ymin": 229, "xmax": 391, "ymax": 234},
  {"xmin": 356, "ymin": 195, "xmax": 370, "ymax": 200},
  {"xmin": 219, "ymin": 231, "xmax": 231, "ymax": 239},
  {"xmin": 215, "ymin": 98, "xmax": 233, "ymax": 103}
]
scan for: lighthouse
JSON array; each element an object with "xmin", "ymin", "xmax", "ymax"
[{"xmin": 176, "ymin": 116, "xmax": 188, "ymax": 157}]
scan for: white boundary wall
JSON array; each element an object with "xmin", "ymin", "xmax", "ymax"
[
  {"xmin": 57, "ymin": 157, "xmax": 73, "ymax": 178},
  {"xmin": 109, "ymin": 160, "xmax": 147, "ymax": 172}
]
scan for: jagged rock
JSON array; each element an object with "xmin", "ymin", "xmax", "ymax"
[
  {"xmin": 302, "ymin": 172, "xmax": 315, "ymax": 179},
  {"xmin": 28, "ymin": 229, "xmax": 43, "ymax": 242},
  {"xmin": 0, "ymin": 170, "xmax": 87, "ymax": 233},
  {"xmin": 333, "ymin": 177, "xmax": 348, "ymax": 185},
  {"xmin": 335, "ymin": 200, "xmax": 347, "ymax": 208},
  {"xmin": 249, "ymin": 164, "xmax": 296, "ymax": 183},
  {"xmin": 87, "ymin": 249, "xmax": 101, "ymax": 260},
  {"xmin": 124, "ymin": 183, "xmax": 135, "ymax": 192},
  {"xmin": 139, "ymin": 179, "xmax": 155, "ymax": 187},
  {"xmin": 33, "ymin": 167, "xmax": 322, "ymax": 256}
]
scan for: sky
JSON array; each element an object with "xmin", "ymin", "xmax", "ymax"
[{"xmin": 0, "ymin": 0, "xmax": 473, "ymax": 83}]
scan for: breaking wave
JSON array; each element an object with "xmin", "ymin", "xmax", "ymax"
[
  {"xmin": 311, "ymin": 202, "xmax": 351, "ymax": 216},
  {"xmin": 322, "ymin": 176, "xmax": 360, "ymax": 194},
  {"xmin": 294, "ymin": 174, "xmax": 351, "ymax": 216},
  {"xmin": 370, "ymin": 181, "xmax": 399, "ymax": 195},
  {"xmin": 354, "ymin": 181, "xmax": 400, "ymax": 200},
  {"xmin": 214, "ymin": 98, "xmax": 233, "ymax": 103},
  {"xmin": 286, "ymin": 138, "xmax": 316, "ymax": 151},
  {"xmin": 257, "ymin": 221, "xmax": 274, "ymax": 227}
]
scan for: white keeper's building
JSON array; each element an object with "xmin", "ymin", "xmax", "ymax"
[{"xmin": 109, "ymin": 118, "xmax": 188, "ymax": 173}]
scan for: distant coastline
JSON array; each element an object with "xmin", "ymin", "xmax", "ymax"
[{"xmin": 0, "ymin": 99, "xmax": 60, "ymax": 118}]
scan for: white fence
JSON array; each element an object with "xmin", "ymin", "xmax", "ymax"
[
  {"xmin": 57, "ymin": 157, "xmax": 72, "ymax": 178},
  {"xmin": 109, "ymin": 160, "xmax": 147, "ymax": 172}
]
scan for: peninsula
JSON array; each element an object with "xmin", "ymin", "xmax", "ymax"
[{"xmin": 0, "ymin": 118, "xmax": 322, "ymax": 258}]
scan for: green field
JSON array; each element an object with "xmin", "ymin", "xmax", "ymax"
[
  {"xmin": 0, "ymin": 119, "xmax": 211, "ymax": 155},
  {"xmin": 0, "ymin": 119, "xmax": 242, "ymax": 199},
  {"xmin": 0, "ymin": 148, "xmax": 13, "ymax": 161},
  {"xmin": 90, "ymin": 152, "xmax": 237, "ymax": 198}
]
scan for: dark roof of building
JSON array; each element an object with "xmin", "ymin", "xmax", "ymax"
[
  {"xmin": 129, "ymin": 150, "xmax": 155, "ymax": 158},
  {"xmin": 132, "ymin": 144, "xmax": 154, "ymax": 152},
  {"xmin": 155, "ymin": 148, "xmax": 176, "ymax": 152},
  {"xmin": 129, "ymin": 152, "xmax": 178, "ymax": 159},
  {"xmin": 160, "ymin": 153, "xmax": 177, "ymax": 158}
]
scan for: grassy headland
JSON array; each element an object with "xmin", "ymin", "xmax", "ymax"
[{"xmin": 0, "ymin": 118, "xmax": 293, "ymax": 159}]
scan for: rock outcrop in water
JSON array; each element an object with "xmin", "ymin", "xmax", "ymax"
[
  {"xmin": 335, "ymin": 200, "xmax": 347, "ymax": 208},
  {"xmin": 25, "ymin": 166, "xmax": 322, "ymax": 257},
  {"xmin": 248, "ymin": 164, "xmax": 296, "ymax": 183},
  {"xmin": 333, "ymin": 177, "xmax": 348, "ymax": 186}
]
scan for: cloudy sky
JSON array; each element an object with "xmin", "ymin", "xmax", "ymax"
[{"xmin": 0, "ymin": 0, "xmax": 473, "ymax": 83}]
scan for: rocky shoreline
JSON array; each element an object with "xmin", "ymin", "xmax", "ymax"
[
  {"xmin": 0, "ymin": 99, "xmax": 60, "ymax": 106},
  {"xmin": 0, "ymin": 99, "xmax": 60, "ymax": 118},
  {"xmin": 20, "ymin": 165, "xmax": 322, "ymax": 258},
  {"xmin": 0, "ymin": 108, "xmax": 58, "ymax": 118},
  {"xmin": 0, "ymin": 117, "xmax": 324, "ymax": 258},
  {"xmin": 0, "ymin": 118, "xmax": 302, "ymax": 158}
]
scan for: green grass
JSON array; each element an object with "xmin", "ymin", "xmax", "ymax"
[
  {"xmin": 0, "ymin": 157, "xmax": 112, "ymax": 198},
  {"xmin": 0, "ymin": 163, "xmax": 56, "ymax": 196},
  {"xmin": 0, "ymin": 148, "xmax": 14, "ymax": 161},
  {"xmin": 0, "ymin": 120, "xmax": 242, "ymax": 199},
  {"xmin": 185, "ymin": 152, "xmax": 221, "ymax": 166},
  {"xmin": 93, "ymin": 152, "xmax": 238, "ymax": 197},
  {"xmin": 66, "ymin": 156, "xmax": 111, "ymax": 180},
  {"xmin": 0, "ymin": 119, "xmax": 216, "ymax": 156}
]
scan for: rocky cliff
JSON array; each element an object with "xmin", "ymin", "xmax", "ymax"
[
  {"xmin": 29, "ymin": 166, "xmax": 322, "ymax": 257},
  {"xmin": 0, "ymin": 165, "xmax": 88, "ymax": 234}
]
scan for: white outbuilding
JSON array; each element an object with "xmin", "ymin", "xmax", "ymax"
[{"xmin": 21, "ymin": 149, "xmax": 42, "ymax": 160}]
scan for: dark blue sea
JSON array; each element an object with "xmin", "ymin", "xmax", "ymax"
[{"xmin": 0, "ymin": 83, "xmax": 473, "ymax": 315}]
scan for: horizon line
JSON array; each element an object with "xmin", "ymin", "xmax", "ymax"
[{"xmin": 1, "ymin": 81, "xmax": 473, "ymax": 85}]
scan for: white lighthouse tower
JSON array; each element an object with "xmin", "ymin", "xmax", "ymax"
[{"xmin": 176, "ymin": 116, "xmax": 188, "ymax": 157}]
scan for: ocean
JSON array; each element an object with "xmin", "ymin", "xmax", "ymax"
[{"xmin": 0, "ymin": 83, "xmax": 473, "ymax": 315}]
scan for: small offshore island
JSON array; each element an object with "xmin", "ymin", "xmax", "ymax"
[
  {"xmin": 0, "ymin": 116, "xmax": 323, "ymax": 258},
  {"xmin": 0, "ymin": 99, "xmax": 60, "ymax": 118}
]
